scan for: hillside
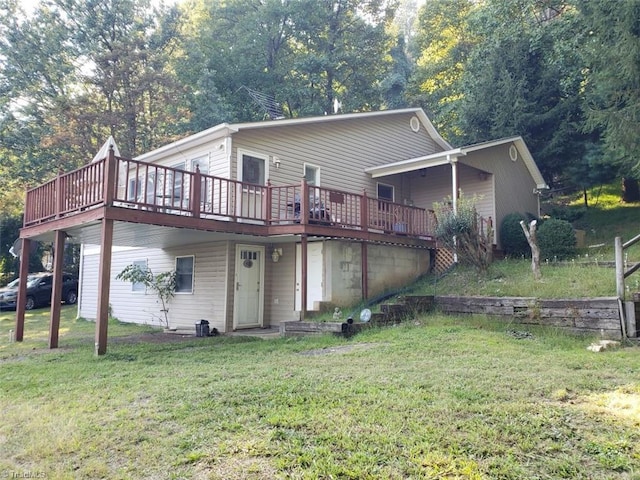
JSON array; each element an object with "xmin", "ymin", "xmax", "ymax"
[{"xmin": 411, "ymin": 184, "xmax": 640, "ymax": 300}]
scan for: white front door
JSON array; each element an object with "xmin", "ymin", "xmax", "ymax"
[
  {"xmin": 233, "ymin": 245, "xmax": 265, "ymax": 329},
  {"xmin": 295, "ymin": 242, "xmax": 324, "ymax": 311}
]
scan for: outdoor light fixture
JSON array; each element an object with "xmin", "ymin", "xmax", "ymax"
[
  {"xmin": 273, "ymin": 156, "xmax": 281, "ymax": 169},
  {"xmin": 271, "ymin": 247, "xmax": 283, "ymax": 262}
]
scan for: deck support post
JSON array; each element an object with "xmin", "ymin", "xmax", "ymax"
[
  {"xmin": 361, "ymin": 242, "xmax": 368, "ymax": 300},
  {"xmin": 14, "ymin": 238, "xmax": 31, "ymax": 342},
  {"xmin": 95, "ymin": 218, "xmax": 114, "ymax": 356},
  {"xmin": 300, "ymin": 234, "xmax": 308, "ymax": 321},
  {"xmin": 48, "ymin": 230, "xmax": 66, "ymax": 349}
]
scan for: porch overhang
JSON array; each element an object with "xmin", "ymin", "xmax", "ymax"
[{"xmin": 365, "ymin": 149, "xmax": 465, "ymax": 178}]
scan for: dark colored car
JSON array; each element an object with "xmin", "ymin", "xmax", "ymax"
[{"xmin": 0, "ymin": 273, "xmax": 78, "ymax": 311}]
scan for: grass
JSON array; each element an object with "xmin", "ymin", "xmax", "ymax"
[
  {"xmin": 1, "ymin": 307, "xmax": 639, "ymax": 479},
  {"xmin": 1, "ymin": 185, "xmax": 639, "ymax": 478}
]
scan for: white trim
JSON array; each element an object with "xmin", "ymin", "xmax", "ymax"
[
  {"xmin": 303, "ymin": 162, "xmax": 321, "ymax": 186},
  {"xmin": 136, "ymin": 108, "xmax": 452, "ymax": 165},
  {"xmin": 175, "ymin": 255, "xmax": 195, "ymax": 294},
  {"xmin": 237, "ymin": 148, "xmax": 269, "ymax": 184},
  {"xmin": 366, "ymin": 149, "xmax": 465, "ymax": 178},
  {"xmin": 233, "ymin": 244, "xmax": 265, "ymax": 329},
  {"xmin": 376, "ymin": 182, "xmax": 395, "ymax": 202}
]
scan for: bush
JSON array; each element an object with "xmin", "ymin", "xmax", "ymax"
[
  {"xmin": 500, "ymin": 213, "xmax": 530, "ymax": 257},
  {"xmin": 538, "ymin": 218, "xmax": 577, "ymax": 260}
]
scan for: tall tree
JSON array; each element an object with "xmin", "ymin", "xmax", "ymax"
[
  {"xmin": 407, "ymin": 0, "xmax": 477, "ymax": 142},
  {"xmin": 579, "ymin": 0, "xmax": 640, "ymax": 199},
  {"xmin": 458, "ymin": 0, "xmax": 587, "ymax": 182},
  {"xmin": 180, "ymin": 0, "xmax": 396, "ymax": 120}
]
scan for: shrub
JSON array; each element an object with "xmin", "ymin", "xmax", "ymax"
[
  {"xmin": 433, "ymin": 192, "xmax": 493, "ymax": 273},
  {"xmin": 500, "ymin": 213, "xmax": 530, "ymax": 257},
  {"xmin": 538, "ymin": 218, "xmax": 577, "ymax": 260}
]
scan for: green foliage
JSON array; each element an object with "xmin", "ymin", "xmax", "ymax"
[
  {"xmin": 116, "ymin": 265, "xmax": 176, "ymax": 328},
  {"xmin": 579, "ymin": 0, "xmax": 640, "ymax": 176},
  {"xmin": 499, "ymin": 212, "xmax": 530, "ymax": 257},
  {"xmin": 433, "ymin": 192, "xmax": 493, "ymax": 273},
  {"xmin": 538, "ymin": 218, "xmax": 577, "ymax": 261}
]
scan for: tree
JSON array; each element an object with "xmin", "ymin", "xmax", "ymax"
[
  {"xmin": 407, "ymin": 0, "xmax": 477, "ymax": 141},
  {"xmin": 116, "ymin": 265, "xmax": 177, "ymax": 329},
  {"xmin": 579, "ymin": 0, "xmax": 640, "ymax": 181},
  {"xmin": 520, "ymin": 220, "xmax": 541, "ymax": 281},
  {"xmin": 458, "ymin": 0, "xmax": 587, "ymax": 182}
]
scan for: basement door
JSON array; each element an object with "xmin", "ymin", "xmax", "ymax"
[
  {"xmin": 295, "ymin": 242, "xmax": 324, "ymax": 311},
  {"xmin": 233, "ymin": 245, "xmax": 265, "ymax": 329}
]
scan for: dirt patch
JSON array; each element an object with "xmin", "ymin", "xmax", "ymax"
[
  {"xmin": 110, "ymin": 332, "xmax": 201, "ymax": 344},
  {"xmin": 299, "ymin": 342, "xmax": 383, "ymax": 356}
]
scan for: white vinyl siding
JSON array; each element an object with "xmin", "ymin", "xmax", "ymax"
[
  {"xmin": 80, "ymin": 243, "xmax": 230, "ymax": 332},
  {"xmin": 230, "ymin": 112, "xmax": 444, "ymax": 199}
]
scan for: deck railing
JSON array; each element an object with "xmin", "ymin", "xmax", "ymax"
[{"xmin": 24, "ymin": 151, "xmax": 437, "ymax": 239}]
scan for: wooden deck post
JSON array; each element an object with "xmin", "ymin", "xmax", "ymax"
[
  {"xmin": 300, "ymin": 234, "xmax": 308, "ymax": 321},
  {"xmin": 615, "ymin": 236, "xmax": 624, "ymax": 299},
  {"xmin": 265, "ymin": 179, "xmax": 272, "ymax": 225},
  {"xmin": 190, "ymin": 165, "xmax": 201, "ymax": 219},
  {"xmin": 361, "ymin": 189, "xmax": 369, "ymax": 232},
  {"xmin": 103, "ymin": 146, "xmax": 117, "ymax": 206},
  {"xmin": 55, "ymin": 169, "xmax": 64, "ymax": 218},
  {"xmin": 14, "ymin": 238, "xmax": 31, "ymax": 342},
  {"xmin": 48, "ymin": 230, "xmax": 66, "ymax": 349},
  {"xmin": 95, "ymin": 218, "xmax": 114, "ymax": 355},
  {"xmin": 300, "ymin": 178, "xmax": 309, "ymax": 225}
]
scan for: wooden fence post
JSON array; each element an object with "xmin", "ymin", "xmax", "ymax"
[{"xmin": 615, "ymin": 236, "xmax": 624, "ymax": 299}]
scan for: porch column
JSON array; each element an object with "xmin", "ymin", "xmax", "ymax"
[
  {"xmin": 449, "ymin": 155, "xmax": 459, "ymax": 263},
  {"xmin": 48, "ymin": 230, "xmax": 66, "ymax": 349},
  {"xmin": 300, "ymin": 234, "xmax": 308, "ymax": 321},
  {"xmin": 95, "ymin": 218, "xmax": 114, "ymax": 356},
  {"xmin": 14, "ymin": 238, "xmax": 31, "ymax": 342},
  {"xmin": 449, "ymin": 154, "xmax": 458, "ymax": 214}
]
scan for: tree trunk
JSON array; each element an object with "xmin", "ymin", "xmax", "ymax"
[
  {"xmin": 520, "ymin": 220, "xmax": 541, "ymax": 281},
  {"xmin": 622, "ymin": 177, "xmax": 640, "ymax": 203}
]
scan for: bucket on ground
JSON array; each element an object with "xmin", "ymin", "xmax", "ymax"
[{"xmin": 195, "ymin": 319, "xmax": 210, "ymax": 337}]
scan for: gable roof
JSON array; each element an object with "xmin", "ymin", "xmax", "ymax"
[
  {"xmin": 136, "ymin": 108, "xmax": 452, "ymax": 163},
  {"xmin": 365, "ymin": 136, "xmax": 549, "ymax": 190}
]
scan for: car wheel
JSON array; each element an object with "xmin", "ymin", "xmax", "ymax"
[
  {"xmin": 25, "ymin": 296, "xmax": 36, "ymax": 310},
  {"xmin": 65, "ymin": 290, "xmax": 78, "ymax": 305}
]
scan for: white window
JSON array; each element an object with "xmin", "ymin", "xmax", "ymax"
[
  {"xmin": 377, "ymin": 183, "xmax": 394, "ymax": 202},
  {"xmin": 175, "ymin": 256, "xmax": 194, "ymax": 293},
  {"xmin": 304, "ymin": 164, "xmax": 320, "ymax": 186},
  {"xmin": 128, "ymin": 173, "xmax": 156, "ymax": 203},
  {"xmin": 241, "ymin": 154, "xmax": 266, "ymax": 185},
  {"xmin": 131, "ymin": 259, "xmax": 147, "ymax": 292}
]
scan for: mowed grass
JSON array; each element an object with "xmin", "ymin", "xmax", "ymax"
[{"xmin": 1, "ymin": 307, "xmax": 639, "ymax": 479}]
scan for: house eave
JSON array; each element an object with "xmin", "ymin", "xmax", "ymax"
[
  {"xmin": 365, "ymin": 149, "xmax": 465, "ymax": 178},
  {"xmin": 459, "ymin": 136, "xmax": 549, "ymax": 190}
]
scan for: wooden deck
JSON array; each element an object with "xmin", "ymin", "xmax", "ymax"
[{"xmin": 22, "ymin": 151, "xmax": 437, "ymax": 248}]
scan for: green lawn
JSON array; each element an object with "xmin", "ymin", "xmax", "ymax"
[{"xmin": 1, "ymin": 307, "xmax": 639, "ymax": 479}]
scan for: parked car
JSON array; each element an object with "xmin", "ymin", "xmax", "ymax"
[{"xmin": 0, "ymin": 273, "xmax": 78, "ymax": 311}]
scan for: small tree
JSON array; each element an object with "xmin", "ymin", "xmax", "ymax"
[
  {"xmin": 116, "ymin": 265, "xmax": 177, "ymax": 329},
  {"xmin": 433, "ymin": 193, "xmax": 493, "ymax": 274},
  {"xmin": 520, "ymin": 220, "xmax": 542, "ymax": 281}
]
